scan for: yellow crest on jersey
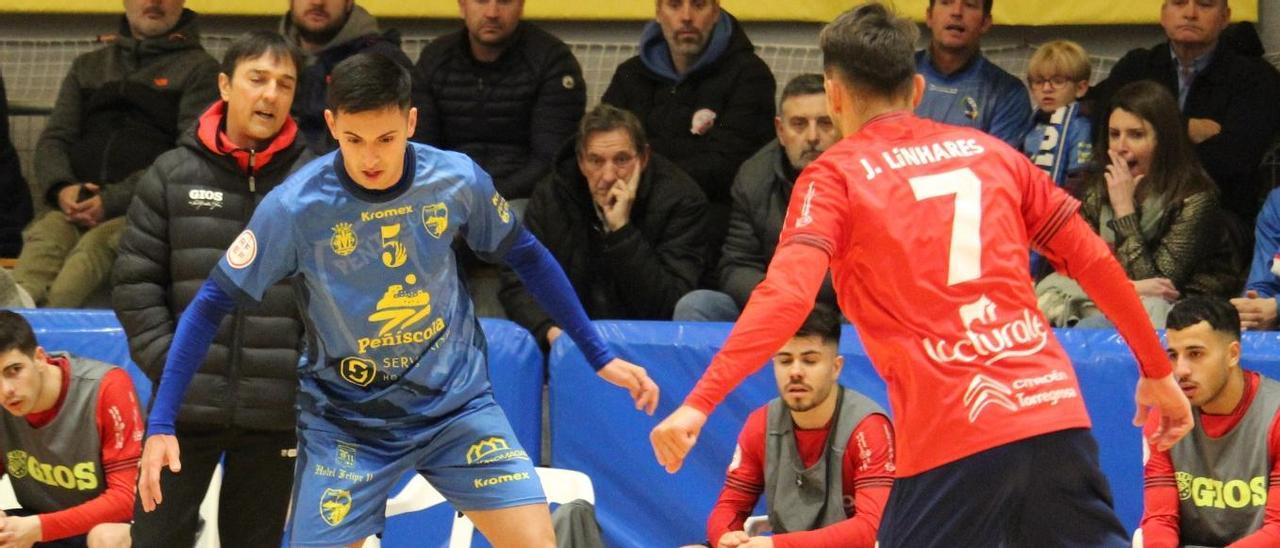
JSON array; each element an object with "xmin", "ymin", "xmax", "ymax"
[
  {"xmin": 331, "ymin": 222, "xmax": 357, "ymax": 257},
  {"xmin": 320, "ymin": 488, "xmax": 352, "ymax": 526},
  {"xmin": 421, "ymin": 202, "xmax": 449, "ymax": 239}
]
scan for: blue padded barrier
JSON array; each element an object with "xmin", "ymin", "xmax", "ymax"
[
  {"xmin": 548, "ymin": 321, "xmax": 1280, "ymax": 548},
  {"xmin": 17, "ymin": 309, "xmax": 152, "ymax": 410}
]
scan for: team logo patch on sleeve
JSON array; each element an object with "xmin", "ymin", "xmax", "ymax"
[
  {"xmin": 320, "ymin": 488, "xmax": 352, "ymax": 526},
  {"xmin": 339, "ymin": 357, "xmax": 377, "ymax": 388},
  {"xmin": 491, "ymin": 194, "xmax": 512, "ymax": 224},
  {"xmin": 226, "ymin": 230, "xmax": 257, "ymax": 269},
  {"xmin": 421, "ymin": 203, "xmax": 449, "ymax": 239},
  {"xmin": 331, "ymin": 223, "xmax": 357, "ymax": 256}
]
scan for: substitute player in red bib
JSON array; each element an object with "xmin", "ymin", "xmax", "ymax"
[
  {"xmin": 651, "ymin": 4, "xmax": 1192, "ymax": 546},
  {"xmin": 1141, "ymin": 297, "xmax": 1280, "ymax": 547}
]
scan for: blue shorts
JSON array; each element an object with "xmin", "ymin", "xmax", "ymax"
[
  {"xmin": 285, "ymin": 394, "xmax": 545, "ymax": 546},
  {"xmin": 877, "ymin": 428, "xmax": 1129, "ymax": 548}
]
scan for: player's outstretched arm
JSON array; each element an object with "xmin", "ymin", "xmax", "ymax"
[
  {"xmin": 503, "ymin": 228, "xmax": 659, "ymax": 413},
  {"xmin": 138, "ymin": 434, "xmax": 181, "ymax": 512},
  {"xmin": 1134, "ymin": 374, "xmax": 1193, "ymax": 452},
  {"xmin": 652, "ymin": 243, "xmax": 830, "ymax": 473},
  {"xmin": 597, "ymin": 358, "xmax": 659, "ymax": 415},
  {"xmin": 138, "ymin": 277, "xmax": 236, "ymax": 510}
]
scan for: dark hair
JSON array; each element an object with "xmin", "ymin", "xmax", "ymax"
[
  {"xmin": 929, "ymin": 0, "xmax": 993, "ymax": 15},
  {"xmin": 220, "ymin": 31, "xmax": 304, "ymax": 82},
  {"xmin": 575, "ymin": 104, "xmax": 648, "ymax": 157},
  {"xmin": 1167, "ymin": 296, "xmax": 1241, "ymax": 341},
  {"xmin": 794, "ymin": 303, "xmax": 842, "ymax": 346},
  {"xmin": 779, "ymin": 73, "xmax": 826, "ymax": 108},
  {"xmin": 1093, "ymin": 80, "xmax": 1211, "ymax": 205},
  {"xmin": 326, "ymin": 52, "xmax": 413, "ymax": 114},
  {"xmin": 0, "ymin": 311, "xmax": 37, "ymax": 357},
  {"xmin": 819, "ymin": 3, "xmax": 919, "ymax": 98}
]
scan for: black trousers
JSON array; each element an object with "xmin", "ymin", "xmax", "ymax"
[
  {"xmin": 130, "ymin": 426, "xmax": 296, "ymax": 548},
  {"xmin": 877, "ymin": 428, "xmax": 1130, "ymax": 548}
]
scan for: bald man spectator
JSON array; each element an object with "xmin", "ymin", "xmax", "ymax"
[
  {"xmin": 602, "ymin": 0, "xmax": 775, "ymax": 277},
  {"xmin": 414, "ymin": 0, "xmax": 585, "ymax": 204},
  {"xmin": 282, "ymin": 0, "xmax": 421, "ymax": 153},
  {"xmin": 14, "ymin": 0, "xmax": 218, "ymax": 308}
]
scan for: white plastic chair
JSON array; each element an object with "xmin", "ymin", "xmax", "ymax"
[{"xmin": 363, "ymin": 467, "xmax": 596, "ymax": 548}]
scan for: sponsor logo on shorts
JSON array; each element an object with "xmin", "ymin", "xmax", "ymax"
[
  {"xmin": 923, "ymin": 295, "xmax": 1049, "ymax": 365},
  {"xmin": 474, "ymin": 471, "xmax": 531, "ymax": 489},
  {"xmin": 320, "ymin": 488, "xmax": 352, "ymax": 526},
  {"xmin": 226, "ymin": 230, "xmax": 257, "ymax": 269},
  {"xmin": 421, "ymin": 202, "xmax": 449, "ymax": 239},
  {"xmin": 339, "ymin": 357, "xmax": 377, "ymax": 388},
  {"xmin": 465, "ymin": 436, "xmax": 528, "ymax": 465},
  {"xmin": 1177, "ymin": 472, "xmax": 1266, "ymax": 509},
  {"xmin": 963, "ymin": 371, "xmax": 1078, "ymax": 422},
  {"xmin": 4, "ymin": 450, "xmax": 98, "ymax": 490},
  {"xmin": 331, "ymin": 222, "xmax": 357, "ymax": 257}
]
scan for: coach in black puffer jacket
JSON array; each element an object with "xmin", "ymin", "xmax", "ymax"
[
  {"xmin": 414, "ymin": 22, "xmax": 585, "ymax": 200},
  {"xmin": 113, "ymin": 102, "xmax": 308, "ymax": 432}
]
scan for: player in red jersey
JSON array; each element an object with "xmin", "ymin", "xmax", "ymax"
[{"xmin": 650, "ymin": 3, "xmax": 1192, "ymax": 546}]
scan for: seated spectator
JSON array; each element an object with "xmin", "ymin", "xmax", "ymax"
[
  {"xmin": 282, "ymin": 0, "xmax": 419, "ymax": 153},
  {"xmin": 1139, "ymin": 296, "xmax": 1280, "ymax": 547},
  {"xmin": 0, "ymin": 69, "xmax": 32, "ymax": 258},
  {"xmin": 414, "ymin": 0, "xmax": 585, "ymax": 205},
  {"xmin": 914, "ymin": 0, "xmax": 1031, "ymax": 147},
  {"xmin": 1022, "ymin": 40, "xmax": 1092, "ymax": 190},
  {"xmin": 1088, "ymin": 0, "xmax": 1280, "ymax": 227},
  {"xmin": 499, "ymin": 104, "xmax": 707, "ymax": 346},
  {"xmin": 1036, "ymin": 81, "xmax": 1241, "ymax": 328},
  {"xmin": 1233, "ymin": 187, "xmax": 1280, "ymax": 330},
  {"xmin": 674, "ymin": 74, "xmax": 839, "ymax": 322},
  {"xmin": 14, "ymin": 0, "xmax": 218, "ymax": 308},
  {"xmin": 602, "ymin": 0, "xmax": 775, "ymax": 276},
  {"xmin": 113, "ymin": 31, "xmax": 308, "ymax": 547},
  {"xmin": 0, "ymin": 311, "xmax": 143, "ymax": 547},
  {"xmin": 707, "ymin": 304, "xmax": 893, "ymax": 548}
]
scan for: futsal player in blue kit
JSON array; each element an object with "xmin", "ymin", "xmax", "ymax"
[{"xmin": 136, "ymin": 52, "xmax": 660, "ymax": 547}]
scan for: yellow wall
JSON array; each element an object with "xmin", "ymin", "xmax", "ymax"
[{"xmin": 0, "ymin": 1, "xmax": 1259, "ymax": 25}]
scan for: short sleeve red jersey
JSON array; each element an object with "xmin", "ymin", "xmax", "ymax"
[{"xmin": 779, "ymin": 112, "xmax": 1090, "ymax": 476}]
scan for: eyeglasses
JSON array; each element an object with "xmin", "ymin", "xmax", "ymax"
[
  {"xmin": 582, "ymin": 153, "xmax": 637, "ymax": 172},
  {"xmin": 1027, "ymin": 76, "xmax": 1074, "ymax": 88}
]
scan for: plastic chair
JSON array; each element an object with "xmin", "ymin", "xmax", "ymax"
[{"xmin": 363, "ymin": 467, "xmax": 596, "ymax": 548}]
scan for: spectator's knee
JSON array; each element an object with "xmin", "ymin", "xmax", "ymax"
[
  {"xmin": 87, "ymin": 522, "xmax": 131, "ymax": 548},
  {"xmin": 673, "ymin": 289, "xmax": 740, "ymax": 322}
]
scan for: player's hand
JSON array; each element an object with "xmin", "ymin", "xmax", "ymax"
[
  {"xmin": 600, "ymin": 166, "xmax": 640, "ymax": 232},
  {"xmin": 138, "ymin": 434, "xmax": 182, "ymax": 512},
  {"xmin": 740, "ymin": 536, "xmax": 774, "ymax": 548},
  {"xmin": 650, "ymin": 404, "xmax": 706, "ymax": 473},
  {"xmin": 1104, "ymin": 150, "xmax": 1142, "ymax": 218},
  {"xmin": 1188, "ymin": 117, "xmax": 1222, "ymax": 144},
  {"xmin": 545, "ymin": 326, "xmax": 564, "ymax": 346},
  {"xmin": 717, "ymin": 530, "xmax": 751, "ymax": 548},
  {"xmin": 1133, "ymin": 278, "xmax": 1179, "ymax": 302},
  {"xmin": 0, "ymin": 514, "xmax": 41, "ymax": 548},
  {"xmin": 1134, "ymin": 373, "xmax": 1193, "ymax": 452},
  {"xmin": 1231, "ymin": 290, "xmax": 1278, "ymax": 331},
  {"xmin": 597, "ymin": 358, "xmax": 659, "ymax": 415}
]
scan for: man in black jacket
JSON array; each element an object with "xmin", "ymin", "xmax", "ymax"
[
  {"xmin": 499, "ymin": 104, "xmax": 707, "ymax": 347},
  {"xmin": 15, "ymin": 0, "xmax": 219, "ymax": 308},
  {"xmin": 602, "ymin": 0, "xmax": 775, "ymax": 279},
  {"xmin": 414, "ymin": 0, "xmax": 586, "ymax": 204},
  {"xmin": 112, "ymin": 32, "xmax": 309, "ymax": 548},
  {"xmin": 283, "ymin": 0, "xmax": 422, "ymax": 153},
  {"xmin": 0, "ymin": 70, "xmax": 31, "ymax": 259},
  {"xmin": 1089, "ymin": 1, "xmax": 1280, "ymax": 227},
  {"xmin": 674, "ymin": 74, "xmax": 840, "ymax": 322}
]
